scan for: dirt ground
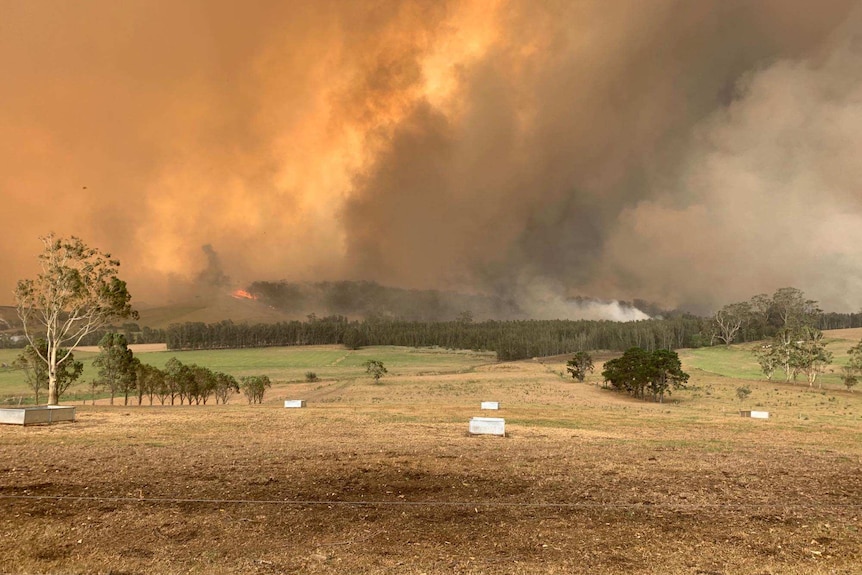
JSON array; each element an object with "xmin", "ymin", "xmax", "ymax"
[{"xmin": 1, "ymin": 358, "xmax": 860, "ymax": 575}]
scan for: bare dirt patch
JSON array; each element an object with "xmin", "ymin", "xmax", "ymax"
[{"xmin": 1, "ymin": 357, "xmax": 860, "ymax": 574}]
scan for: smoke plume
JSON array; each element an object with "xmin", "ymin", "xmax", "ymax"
[{"xmin": 2, "ymin": 0, "xmax": 860, "ymax": 317}]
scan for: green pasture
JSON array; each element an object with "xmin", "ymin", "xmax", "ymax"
[
  {"xmin": 678, "ymin": 344, "xmax": 764, "ymax": 381},
  {"xmin": 0, "ymin": 345, "xmax": 496, "ymax": 402},
  {"xmin": 133, "ymin": 345, "xmax": 493, "ymax": 381},
  {"xmin": 680, "ymin": 331, "xmax": 860, "ymax": 390}
]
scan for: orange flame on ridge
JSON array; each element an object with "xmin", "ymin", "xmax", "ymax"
[{"xmin": 231, "ymin": 289, "xmax": 257, "ymax": 300}]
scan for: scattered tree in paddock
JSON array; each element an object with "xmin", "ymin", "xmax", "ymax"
[
  {"xmin": 839, "ymin": 367, "xmax": 857, "ymax": 393},
  {"xmin": 842, "ymin": 339, "xmax": 862, "ymax": 393},
  {"xmin": 736, "ymin": 384, "xmax": 751, "ymax": 404},
  {"xmin": 240, "ymin": 375, "xmax": 272, "ymax": 404},
  {"xmin": 601, "ymin": 347, "xmax": 689, "ymax": 403},
  {"xmin": 566, "ymin": 351, "xmax": 594, "ymax": 382},
  {"xmin": 754, "ymin": 326, "xmax": 833, "ymax": 386},
  {"xmin": 753, "ymin": 343, "xmax": 779, "ymax": 381},
  {"xmin": 364, "ymin": 360, "xmax": 387, "ymax": 384},
  {"xmin": 789, "ymin": 327, "xmax": 832, "ymax": 387},
  {"xmin": 15, "ymin": 234, "xmax": 137, "ymax": 404},
  {"xmin": 305, "ymin": 371, "xmax": 320, "ymax": 382}
]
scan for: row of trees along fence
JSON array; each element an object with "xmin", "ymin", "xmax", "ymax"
[
  {"xmin": 10, "ymin": 332, "xmax": 266, "ymax": 407},
  {"xmin": 165, "ymin": 315, "xmax": 710, "ymax": 360}
]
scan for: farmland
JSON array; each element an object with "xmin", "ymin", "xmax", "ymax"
[{"xmin": 1, "ymin": 335, "xmax": 861, "ymax": 574}]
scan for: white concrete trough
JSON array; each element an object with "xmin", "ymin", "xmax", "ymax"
[
  {"xmin": 469, "ymin": 417, "xmax": 505, "ymax": 436},
  {"xmin": 740, "ymin": 410, "xmax": 770, "ymax": 419},
  {"xmin": 284, "ymin": 400, "xmax": 307, "ymax": 408},
  {"xmin": 480, "ymin": 401, "xmax": 500, "ymax": 410},
  {"xmin": 0, "ymin": 405, "xmax": 76, "ymax": 426}
]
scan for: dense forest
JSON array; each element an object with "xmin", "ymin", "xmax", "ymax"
[{"xmin": 164, "ymin": 314, "xmax": 707, "ymax": 360}]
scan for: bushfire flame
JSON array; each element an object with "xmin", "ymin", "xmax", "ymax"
[{"xmin": 231, "ymin": 289, "xmax": 257, "ymax": 300}]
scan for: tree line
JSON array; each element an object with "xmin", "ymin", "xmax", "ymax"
[
  {"xmin": 0, "ymin": 322, "xmax": 165, "ymax": 350},
  {"xmin": 165, "ymin": 314, "xmax": 711, "ymax": 360}
]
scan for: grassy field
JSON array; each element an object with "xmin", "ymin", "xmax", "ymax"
[
  {"xmin": 0, "ymin": 345, "xmax": 496, "ymax": 404},
  {"xmin": 1, "ymin": 336, "xmax": 861, "ymax": 574}
]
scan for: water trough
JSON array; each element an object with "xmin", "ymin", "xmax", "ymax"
[
  {"xmin": 469, "ymin": 417, "xmax": 505, "ymax": 436},
  {"xmin": 740, "ymin": 410, "xmax": 769, "ymax": 419},
  {"xmin": 0, "ymin": 405, "xmax": 76, "ymax": 426}
]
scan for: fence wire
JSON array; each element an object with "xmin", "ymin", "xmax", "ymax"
[{"xmin": 1, "ymin": 494, "xmax": 859, "ymax": 512}]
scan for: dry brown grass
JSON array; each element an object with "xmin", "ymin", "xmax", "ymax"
[{"xmin": 1, "ymin": 352, "xmax": 860, "ymax": 574}]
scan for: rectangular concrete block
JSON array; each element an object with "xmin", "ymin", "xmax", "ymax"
[
  {"xmin": 469, "ymin": 417, "xmax": 505, "ymax": 436},
  {"xmin": 480, "ymin": 401, "xmax": 500, "ymax": 410},
  {"xmin": 740, "ymin": 410, "xmax": 769, "ymax": 419},
  {"xmin": 284, "ymin": 400, "xmax": 306, "ymax": 408},
  {"xmin": 0, "ymin": 406, "xmax": 76, "ymax": 426}
]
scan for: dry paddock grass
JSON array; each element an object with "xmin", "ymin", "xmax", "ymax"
[{"xmin": 1, "ymin": 357, "xmax": 861, "ymax": 575}]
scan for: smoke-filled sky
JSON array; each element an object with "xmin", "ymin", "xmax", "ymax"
[{"xmin": 2, "ymin": 0, "xmax": 862, "ymax": 315}]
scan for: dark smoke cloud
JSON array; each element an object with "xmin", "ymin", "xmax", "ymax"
[{"xmin": 1, "ymin": 0, "xmax": 860, "ymax": 317}]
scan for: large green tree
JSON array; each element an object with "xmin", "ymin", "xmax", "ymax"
[
  {"xmin": 602, "ymin": 347, "xmax": 689, "ymax": 403},
  {"xmin": 15, "ymin": 234, "xmax": 136, "ymax": 404},
  {"xmin": 648, "ymin": 349, "xmax": 689, "ymax": 402}
]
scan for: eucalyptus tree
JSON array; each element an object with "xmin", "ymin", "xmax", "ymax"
[
  {"xmin": 713, "ymin": 301, "xmax": 752, "ymax": 345},
  {"xmin": 13, "ymin": 338, "xmax": 83, "ymax": 404},
  {"xmin": 566, "ymin": 351, "xmax": 594, "ymax": 382},
  {"xmin": 788, "ymin": 327, "xmax": 832, "ymax": 387},
  {"xmin": 191, "ymin": 365, "xmax": 217, "ymax": 404},
  {"xmin": 213, "ymin": 372, "xmax": 239, "ymax": 404},
  {"xmin": 240, "ymin": 375, "xmax": 271, "ymax": 404},
  {"xmin": 770, "ymin": 287, "xmax": 821, "ymax": 331},
  {"xmin": 15, "ymin": 234, "xmax": 136, "ymax": 404},
  {"xmin": 134, "ymin": 362, "xmax": 165, "ymax": 406}
]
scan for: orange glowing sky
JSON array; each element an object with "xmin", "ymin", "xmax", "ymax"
[{"xmin": 2, "ymin": 0, "xmax": 862, "ymax": 313}]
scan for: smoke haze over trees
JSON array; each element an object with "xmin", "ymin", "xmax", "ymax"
[
  {"xmin": 2, "ymin": 1, "xmax": 862, "ymax": 316},
  {"xmin": 246, "ymin": 280, "xmax": 650, "ymax": 322}
]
